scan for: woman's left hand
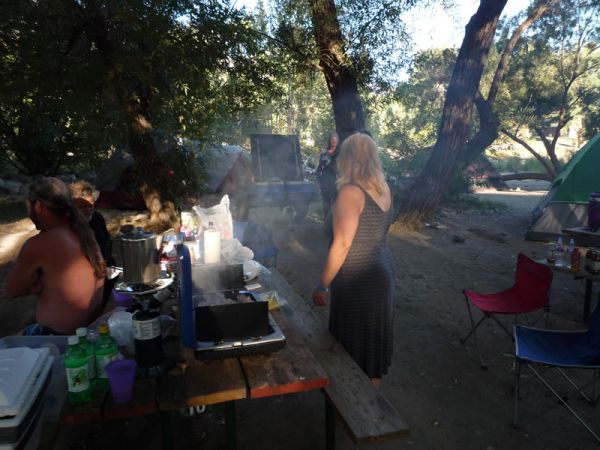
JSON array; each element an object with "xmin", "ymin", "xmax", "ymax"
[{"xmin": 313, "ymin": 288, "xmax": 328, "ymax": 307}]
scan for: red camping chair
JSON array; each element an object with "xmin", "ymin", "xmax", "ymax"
[{"xmin": 462, "ymin": 253, "xmax": 553, "ymax": 368}]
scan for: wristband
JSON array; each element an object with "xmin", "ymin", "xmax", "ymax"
[{"xmin": 317, "ymin": 283, "xmax": 330, "ymax": 293}]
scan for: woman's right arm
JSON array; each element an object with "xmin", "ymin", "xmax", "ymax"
[{"xmin": 313, "ymin": 185, "xmax": 364, "ymax": 306}]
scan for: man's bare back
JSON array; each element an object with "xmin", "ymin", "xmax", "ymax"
[{"xmin": 6, "ymin": 226, "xmax": 104, "ymax": 334}]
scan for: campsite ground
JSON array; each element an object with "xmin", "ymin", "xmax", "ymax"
[{"xmin": 0, "ymin": 181, "xmax": 599, "ymax": 450}]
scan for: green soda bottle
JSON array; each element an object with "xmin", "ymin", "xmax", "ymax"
[
  {"xmin": 95, "ymin": 323, "xmax": 119, "ymax": 392},
  {"xmin": 76, "ymin": 327, "xmax": 96, "ymax": 388},
  {"xmin": 65, "ymin": 335, "xmax": 91, "ymax": 404}
]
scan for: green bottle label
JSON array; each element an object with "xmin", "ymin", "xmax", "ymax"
[
  {"xmin": 97, "ymin": 353, "xmax": 118, "ymax": 379},
  {"xmin": 67, "ymin": 366, "xmax": 90, "ymax": 393}
]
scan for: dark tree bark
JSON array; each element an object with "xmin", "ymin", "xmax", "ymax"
[
  {"xmin": 308, "ymin": 0, "xmax": 365, "ymax": 140},
  {"xmin": 500, "ymin": 172, "xmax": 553, "ymax": 182},
  {"xmin": 396, "ymin": 0, "xmax": 507, "ymax": 228}
]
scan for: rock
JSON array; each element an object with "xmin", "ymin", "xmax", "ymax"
[
  {"xmin": 452, "ymin": 234, "xmax": 466, "ymax": 243},
  {"xmin": 4, "ymin": 180, "xmax": 22, "ymax": 195}
]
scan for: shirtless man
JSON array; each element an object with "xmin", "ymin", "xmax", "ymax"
[{"xmin": 6, "ymin": 177, "xmax": 105, "ymax": 335}]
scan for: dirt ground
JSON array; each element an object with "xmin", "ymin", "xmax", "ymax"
[{"xmin": 1, "ymin": 181, "xmax": 599, "ymax": 450}]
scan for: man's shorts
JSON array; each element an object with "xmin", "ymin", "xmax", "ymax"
[{"xmin": 22, "ymin": 323, "xmax": 63, "ymax": 336}]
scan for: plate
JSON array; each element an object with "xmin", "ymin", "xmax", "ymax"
[{"xmin": 114, "ymin": 276, "xmax": 174, "ymax": 296}]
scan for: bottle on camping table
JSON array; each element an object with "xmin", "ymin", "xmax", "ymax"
[
  {"xmin": 570, "ymin": 247, "xmax": 581, "ymax": 272},
  {"xmin": 65, "ymin": 335, "xmax": 91, "ymax": 404},
  {"xmin": 555, "ymin": 236, "xmax": 565, "ymax": 266},
  {"xmin": 95, "ymin": 323, "xmax": 119, "ymax": 392},
  {"xmin": 567, "ymin": 238, "xmax": 575, "ymax": 256},
  {"xmin": 76, "ymin": 327, "xmax": 96, "ymax": 387}
]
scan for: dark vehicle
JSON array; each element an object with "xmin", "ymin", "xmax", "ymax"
[{"xmin": 234, "ymin": 134, "xmax": 318, "ymax": 221}]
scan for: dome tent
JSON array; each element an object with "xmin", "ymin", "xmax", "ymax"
[{"xmin": 526, "ymin": 134, "xmax": 600, "ymax": 242}]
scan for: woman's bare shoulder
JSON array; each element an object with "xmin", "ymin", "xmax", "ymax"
[
  {"xmin": 337, "ymin": 184, "xmax": 365, "ymax": 211},
  {"xmin": 338, "ymin": 184, "xmax": 363, "ymax": 196}
]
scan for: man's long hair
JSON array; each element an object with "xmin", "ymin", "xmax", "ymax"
[{"xmin": 28, "ymin": 177, "xmax": 105, "ymax": 278}]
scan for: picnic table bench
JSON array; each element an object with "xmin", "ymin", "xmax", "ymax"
[{"xmin": 265, "ymin": 268, "xmax": 410, "ymax": 447}]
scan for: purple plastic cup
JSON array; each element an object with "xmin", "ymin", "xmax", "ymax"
[
  {"xmin": 106, "ymin": 359, "xmax": 137, "ymax": 403},
  {"xmin": 113, "ymin": 289, "xmax": 134, "ymax": 307}
]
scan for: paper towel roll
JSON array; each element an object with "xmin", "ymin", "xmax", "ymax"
[{"xmin": 203, "ymin": 228, "xmax": 221, "ymax": 264}]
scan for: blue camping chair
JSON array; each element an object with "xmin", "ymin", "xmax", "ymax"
[{"xmin": 513, "ymin": 302, "xmax": 600, "ymax": 443}]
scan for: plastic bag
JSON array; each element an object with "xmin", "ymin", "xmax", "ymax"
[
  {"xmin": 257, "ymin": 290, "xmax": 288, "ymax": 311},
  {"xmin": 221, "ymin": 238, "xmax": 254, "ymax": 264},
  {"xmin": 107, "ymin": 309, "xmax": 135, "ymax": 354},
  {"xmin": 193, "ymin": 195, "xmax": 233, "ymax": 239},
  {"xmin": 243, "ymin": 259, "xmax": 262, "ymax": 281}
]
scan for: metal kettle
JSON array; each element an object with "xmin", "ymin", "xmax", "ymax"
[{"xmin": 114, "ymin": 230, "xmax": 162, "ymax": 284}]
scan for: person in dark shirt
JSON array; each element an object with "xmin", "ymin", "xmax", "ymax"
[
  {"xmin": 70, "ymin": 180, "xmax": 115, "ymax": 307},
  {"xmin": 315, "ymin": 132, "xmax": 339, "ymax": 221}
]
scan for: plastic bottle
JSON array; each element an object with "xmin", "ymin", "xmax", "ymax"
[
  {"xmin": 556, "ymin": 236, "xmax": 565, "ymax": 266},
  {"xmin": 65, "ymin": 335, "xmax": 91, "ymax": 404},
  {"xmin": 567, "ymin": 238, "xmax": 575, "ymax": 256},
  {"xmin": 76, "ymin": 327, "xmax": 96, "ymax": 387},
  {"xmin": 95, "ymin": 323, "xmax": 119, "ymax": 391},
  {"xmin": 203, "ymin": 221, "xmax": 221, "ymax": 264},
  {"xmin": 571, "ymin": 247, "xmax": 581, "ymax": 272}
]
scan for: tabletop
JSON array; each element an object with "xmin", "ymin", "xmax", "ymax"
[
  {"xmin": 61, "ymin": 273, "xmax": 328, "ymax": 424},
  {"xmin": 536, "ymin": 258, "xmax": 600, "ymax": 283}
]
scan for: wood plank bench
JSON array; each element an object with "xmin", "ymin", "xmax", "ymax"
[{"xmin": 264, "ymin": 269, "xmax": 410, "ymax": 448}]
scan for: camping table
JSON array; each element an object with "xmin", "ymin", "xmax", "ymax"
[
  {"xmin": 536, "ymin": 259, "xmax": 600, "ymax": 322},
  {"xmin": 59, "ymin": 283, "xmax": 328, "ymax": 450},
  {"xmin": 562, "ymin": 226, "xmax": 600, "ymax": 248}
]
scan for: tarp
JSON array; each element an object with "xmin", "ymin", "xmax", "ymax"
[
  {"xmin": 526, "ymin": 134, "xmax": 600, "ymax": 241},
  {"xmin": 94, "ymin": 142, "xmax": 252, "ymax": 210},
  {"xmin": 201, "ymin": 145, "xmax": 253, "ymax": 194}
]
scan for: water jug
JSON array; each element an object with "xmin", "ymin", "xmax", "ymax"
[
  {"xmin": 589, "ymin": 192, "xmax": 600, "ymax": 231},
  {"xmin": 115, "ymin": 230, "xmax": 162, "ymax": 284}
]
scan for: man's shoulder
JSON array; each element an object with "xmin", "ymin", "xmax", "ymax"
[{"xmin": 35, "ymin": 227, "xmax": 78, "ymax": 247}]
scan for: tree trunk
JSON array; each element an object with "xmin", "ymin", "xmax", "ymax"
[
  {"xmin": 500, "ymin": 172, "xmax": 553, "ymax": 182},
  {"xmin": 396, "ymin": 0, "xmax": 507, "ymax": 228},
  {"xmin": 70, "ymin": 3, "xmax": 178, "ymax": 231},
  {"xmin": 119, "ymin": 84, "xmax": 179, "ymax": 231},
  {"xmin": 308, "ymin": 0, "xmax": 365, "ymax": 140}
]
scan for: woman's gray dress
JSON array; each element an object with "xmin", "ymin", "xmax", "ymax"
[{"xmin": 329, "ymin": 185, "xmax": 396, "ymax": 378}]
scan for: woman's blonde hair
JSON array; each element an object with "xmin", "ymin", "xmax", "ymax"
[{"xmin": 336, "ymin": 133, "xmax": 386, "ymax": 195}]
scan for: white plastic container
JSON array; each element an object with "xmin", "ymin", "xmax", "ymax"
[
  {"xmin": 203, "ymin": 221, "xmax": 221, "ymax": 264},
  {"xmin": 0, "ymin": 346, "xmax": 53, "ymax": 450}
]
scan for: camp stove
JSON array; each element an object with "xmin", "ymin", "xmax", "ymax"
[{"xmin": 177, "ymin": 245, "xmax": 286, "ymax": 360}]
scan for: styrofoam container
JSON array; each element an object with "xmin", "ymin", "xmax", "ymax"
[
  {"xmin": 0, "ymin": 336, "xmax": 67, "ymax": 422},
  {"xmin": 0, "ymin": 346, "xmax": 53, "ymax": 450}
]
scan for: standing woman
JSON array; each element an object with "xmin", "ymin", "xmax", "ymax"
[
  {"xmin": 315, "ymin": 132, "xmax": 339, "ymax": 220},
  {"xmin": 312, "ymin": 132, "xmax": 395, "ymax": 387}
]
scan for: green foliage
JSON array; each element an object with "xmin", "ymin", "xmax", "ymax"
[
  {"xmin": 372, "ymin": 48, "xmax": 455, "ymax": 178},
  {"xmin": 489, "ymin": 155, "xmax": 546, "ymax": 173},
  {"xmin": 496, "ymin": 0, "xmax": 600, "ymax": 142}
]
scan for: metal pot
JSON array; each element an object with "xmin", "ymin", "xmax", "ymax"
[{"xmin": 115, "ymin": 231, "xmax": 162, "ymax": 284}]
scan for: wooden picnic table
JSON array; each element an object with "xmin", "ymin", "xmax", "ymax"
[
  {"xmin": 60, "ymin": 278, "xmax": 328, "ymax": 450},
  {"xmin": 60, "ymin": 265, "xmax": 409, "ymax": 449}
]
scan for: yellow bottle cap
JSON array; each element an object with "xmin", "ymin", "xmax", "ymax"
[{"xmin": 97, "ymin": 323, "xmax": 109, "ymax": 334}]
